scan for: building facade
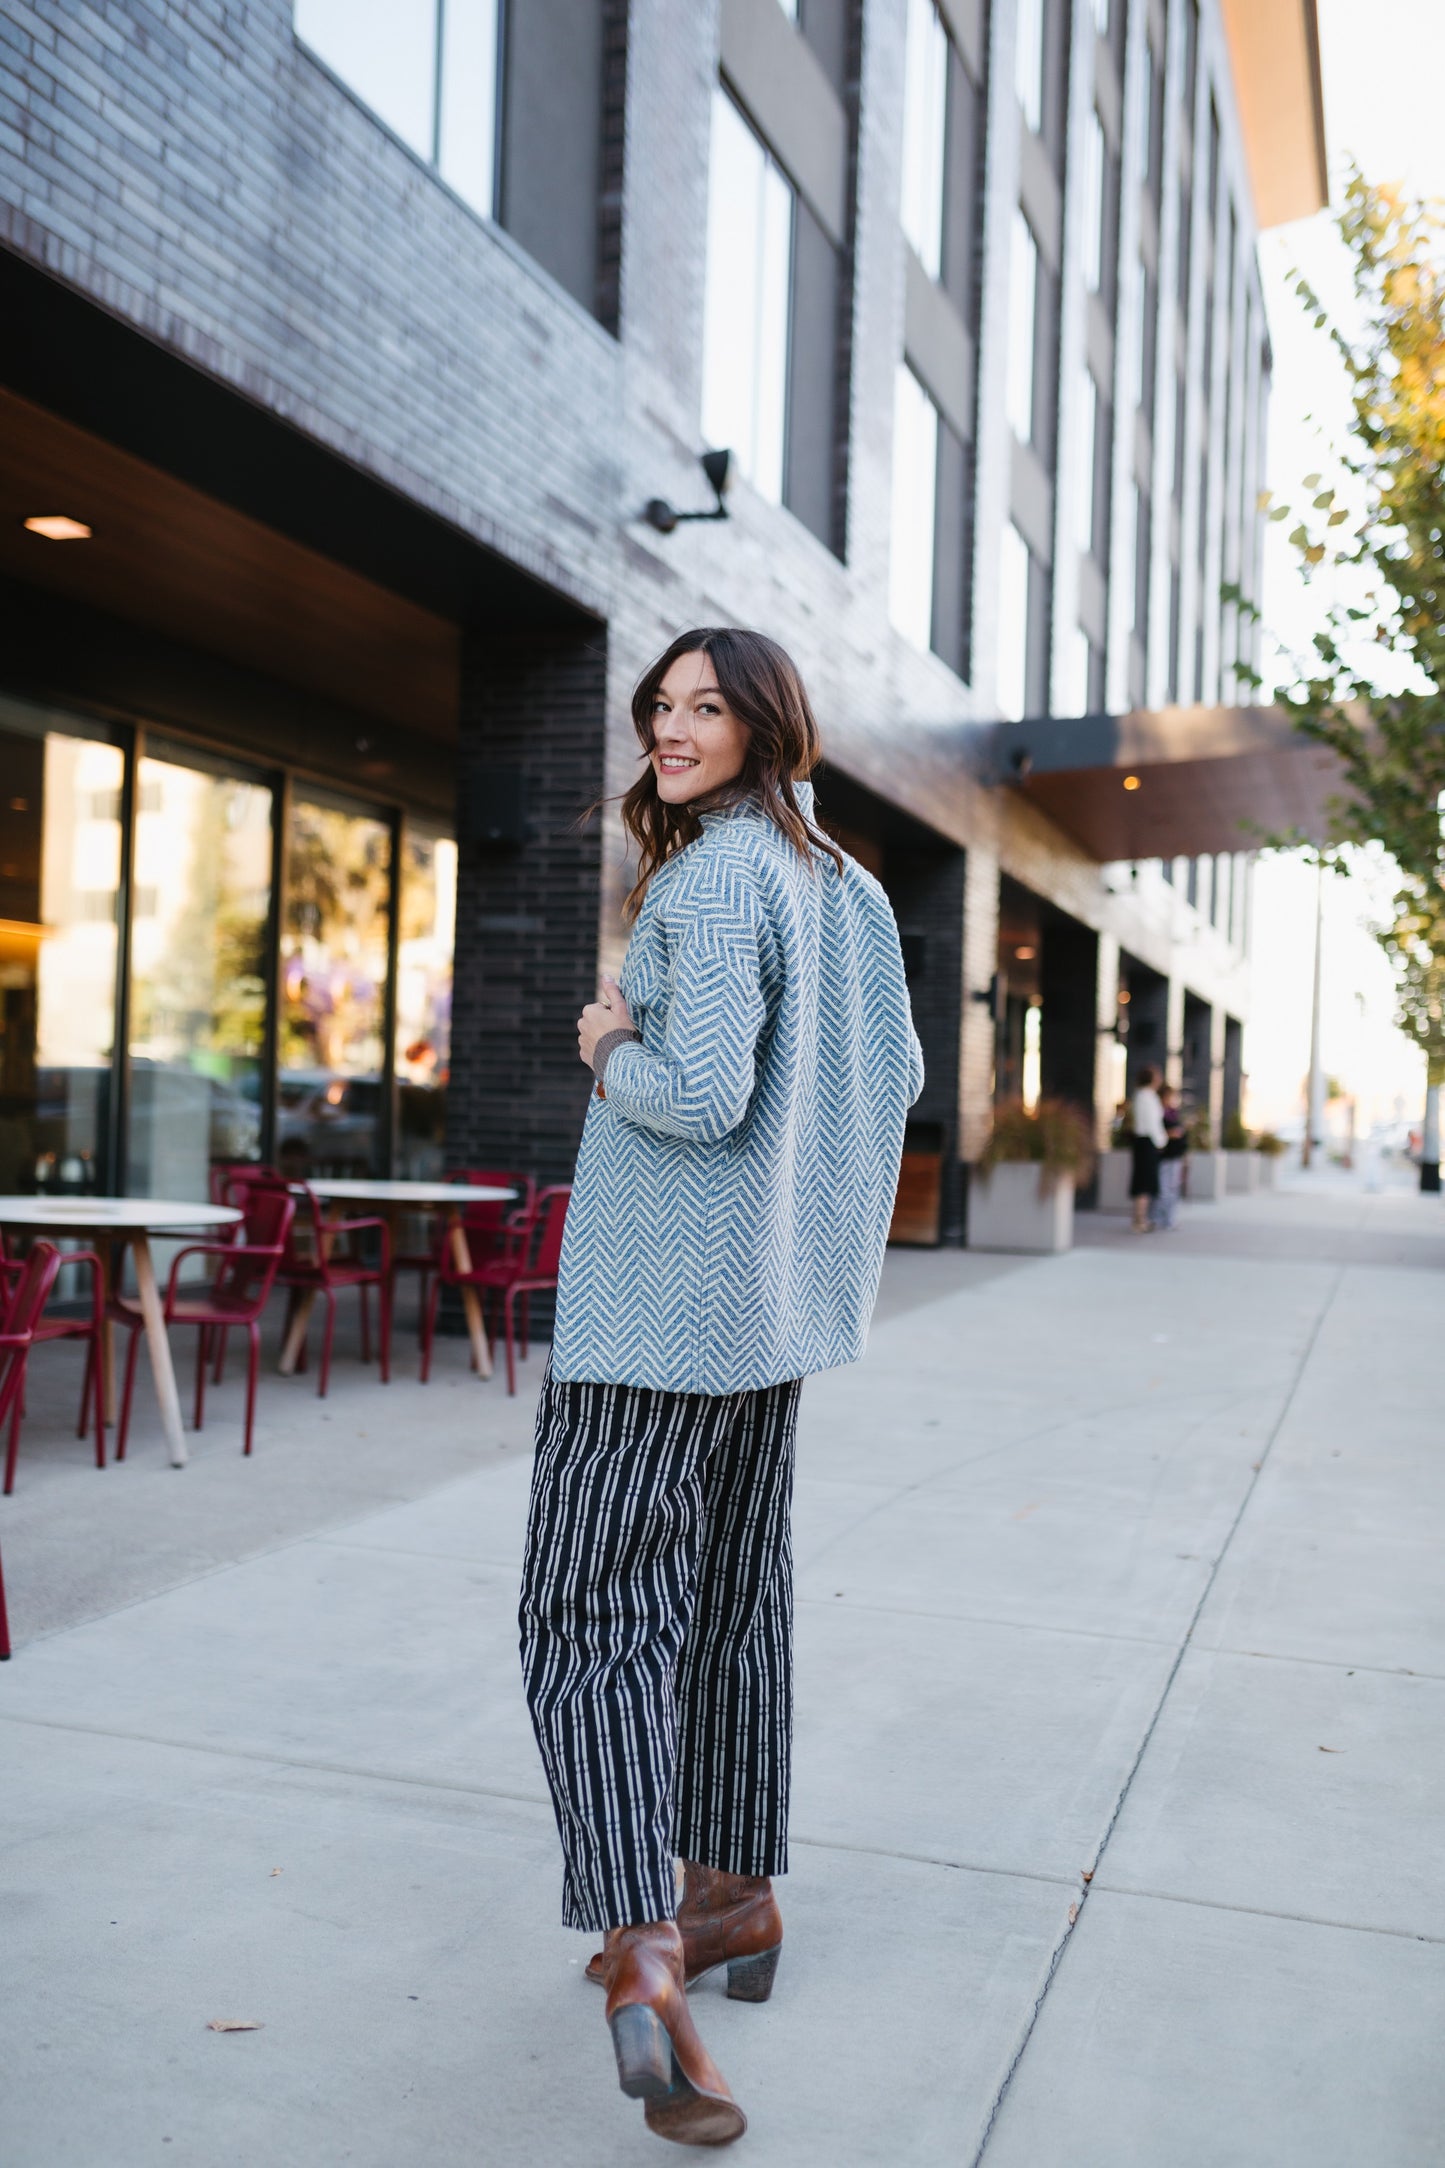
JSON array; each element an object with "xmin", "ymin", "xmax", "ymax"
[{"xmin": 0, "ymin": 0, "xmax": 1324, "ymax": 1230}]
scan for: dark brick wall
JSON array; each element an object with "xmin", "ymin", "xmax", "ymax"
[{"xmin": 448, "ymin": 627, "xmax": 609, "ymax": 1185}]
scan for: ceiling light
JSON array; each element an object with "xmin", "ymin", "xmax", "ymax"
[
  {"xmin": 1014, "ymin": 944, "xmax": 1036, "ymax": 961},
  {"xmin": 24, "ymin": 515, "xmax": 92, "ymax": 541},
  {"xmin": 1117, "ymin": 990, "xmax": 1132, "ymax": 1004},
  {"xmin": 1122, "ymin": 773, "xmax": 1141, "ymax": 791}
]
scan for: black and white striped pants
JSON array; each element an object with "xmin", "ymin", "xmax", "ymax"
[{"xmin": 519, "ymin": 1363, "xmax": 801, "ymax": 1933}]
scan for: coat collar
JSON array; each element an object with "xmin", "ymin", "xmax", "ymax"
[{"xmin": 698, "ymin": 777, "xmax": 817, "ymax": 829}]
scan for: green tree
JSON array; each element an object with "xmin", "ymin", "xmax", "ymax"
[{"xmin": 1261, "ymin": 175, "xmax": 1445, "ymax": 1159}]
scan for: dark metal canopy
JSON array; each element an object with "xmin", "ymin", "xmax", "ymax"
[{"xmin": 988, "ymin": 704, "xmax": 1344, "ymax": 861}]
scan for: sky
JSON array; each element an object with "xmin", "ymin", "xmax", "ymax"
[{"xmin": 1244, "ymin": 0, "xmax": 1444, "ymax": 1140}]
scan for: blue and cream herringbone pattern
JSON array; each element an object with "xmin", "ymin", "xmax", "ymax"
[{"xmin": 552, "ymin": 783, "xmax": 924, "ymax": 1393}]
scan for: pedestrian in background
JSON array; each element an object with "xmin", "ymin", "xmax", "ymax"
[
  {"xmin": 519, "ymin": 627, "xmax": 923, "ymax": 2148},
  {"xmin": 1130, "ymin": 1064, "xmax": 1166, "ymax": 1233},
  {"xmin": 1152, "ymin": 1081, "xmax": 1186, "ymax": 1229}
]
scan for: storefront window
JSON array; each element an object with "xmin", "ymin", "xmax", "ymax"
[
  {"xmin": 279, "ymin": 794, "xmax": 392, "ymax": 1178},
  {"xmin": 0, "ymin": 698, "xmax": 123, "ymax": 1196},
  {"xmin": 126, "ymin": 750, "xmax": 273, "ymax": 1200},
  {"xmin": 395, "ymin": 821, "xmax": 455, "ymax": 1178}
]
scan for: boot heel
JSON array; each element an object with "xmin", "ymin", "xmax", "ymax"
[
  {"xmin": 610, "ymin": 2002, "xmax": 674, "ymax": 2098},
  {"xmin": 726, "ymin": 1944, "xmax": 781, "ymax": 2003}
]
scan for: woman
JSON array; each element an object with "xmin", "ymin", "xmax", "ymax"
[
  {"xmin": 1151, "ymin": 1081, "xmax": 1186, "ymax": 1230},
  {"xmin": 1130, "ymin": 1063, "xmax": 1167, "ymax": 1232},
  {"xmin": 519, "ymin": 628, "xmax": 923, "ymax": 2147}
]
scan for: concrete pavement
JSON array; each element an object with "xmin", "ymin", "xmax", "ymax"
[{"xmin": 2, "ymin": 1170, "xmax": 1442, "ymax": 2165}]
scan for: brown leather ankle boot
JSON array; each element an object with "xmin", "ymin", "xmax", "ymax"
[
  {"xmin": 604, "ymin": 1921, "xmax": 747, "ymax": 2147},
  {"xmin": 587, "ymin": 1863, "xmax": 783, "ymax": 2002}
]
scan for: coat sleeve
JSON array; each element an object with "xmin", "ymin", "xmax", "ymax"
[{"xmin": 601, "ymin": 890, "xmax": 768, "ymax": 1144}]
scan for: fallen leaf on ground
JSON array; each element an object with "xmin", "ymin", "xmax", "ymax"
[
  {"xmin": 1067, "ymin": 1903, "xmax": 1079, "ymax": 1924},
  {"xmin": 1012, "ymin": 1503, "xmax": 1041, "ymax": 1520},
  {"xmin": 269, "ymin": 1868, "xmax": 283, "ymax": 1878},
  {"xmin": 1081, "ymin": 1869, "xmax": 1094, "ymax": 1883},
  {"xmin": 207, "ymin": 2020, "xmax": 264, "ymax": 2033},
  {"xmin": 1318, "ymin": 1746, "xmax": 1344, "ymax": 1754}
]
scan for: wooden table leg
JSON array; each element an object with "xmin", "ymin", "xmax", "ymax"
[
  {"xmin": 131, "ymin": 1232, "xmax": 187, "ymax": 1469},
  {"xmin": 278, "ymin": 1289, "xmax": 316, "ymax": 1376},
  {"xmin": 448, "ymin": 1209, "xmax": 492, "ymax": 1381}
]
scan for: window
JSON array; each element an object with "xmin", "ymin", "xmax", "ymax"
[
  {"xmin": 280, "ymin": 796, "xmax": 392, "ymax": 1178},
  {"xmin": 997, "ymin": 523, "xmax": 1032, "ymax": 721},
  {"xmin": 1016, "ymin": 0, "xmax": 1044, "ymax": 133},
  {"xmin": 1007, "ymin": 211, "xmax": 1040, "ymax": 442},
  {"xmin": 1081, "ymin": 111, "xmax": 1106, "ymax": 293},
  {"xmin": 889, "ymin": 366, "xmax": 940, "ymax": 650},
  {"xmin": 701, "ymin": 90, "xmax": 794, "ymax": 505},
  {"xmin": 1090, "ymin": 0, "xmax": 1110, "ymax": 31},
  {"xmin": 901, "ymin": 0, "xmax": 949, "ymax": 278},
  {"xmin": 295, "ymin": 0, "xmax": 501, "ymax": 219},
  {"xmin": 396, "ymin": 822, "xmax": 457, "ymax": 1179},
  {"xmin": 1075, "ymin": 368, "xmax": 1098, "ymax": 555}
]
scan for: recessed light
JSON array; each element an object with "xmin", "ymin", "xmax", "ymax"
[
  {"xmin": 1014, "ymin": 944, "xmax": 1037, "ymax": 961},
  {"xmin": 23, "ymin": 515, "xmax": 92, "ymax": 540},
  {"xmin": 1122, "ymin": 773, "xmax": 1141, "ymax": 791},
  {"xmin": 1118, "ymin": 990, "xmax": 1132, "ymax": 1005}
]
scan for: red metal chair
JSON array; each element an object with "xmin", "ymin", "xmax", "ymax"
[
  {"xmin": 394, "ymin": 1168, "xmax": 536, "ymax": 1354},
  {"xmin": 0, "ymin": 1237, "xmax": 106, "ymax": 1491},
  {"xmin": 112, "ymin": 1184, "xmax": 296, "ymax": 1460},
  {"xmin": 422, "ymin": 1183, "xmax": 570, "ymax": 1395},
  {"xmin": 269, "ymin": 1178, "xmax": 392, "ymax": 1397},
  {"xmin": 1, "ymin": 1243, "xmax": 63, "ymax": 1514}
]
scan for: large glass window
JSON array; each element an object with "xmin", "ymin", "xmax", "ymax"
[
  {"xmin": 295, "ymin": 0, "xmax": 500, "ymax": 218},
  {"xmin": 1016, "ymin": 0, "xmax": 1044, "ymax": 133},
  {"xmin": 889, "ymin": 365, "xmax": 941, "ymax": 650},
  {"xmin": 701, "ymin": 89, "xmax": 794, "ymax": 505},
  {"xmin": 279, "ymin": 796, "xmax": 392, "ymax": 1180},
  {"xmin": 1074, "ymin": 368, "xmax": 1099, "ymax": 556},
  {"xmin": 1007, "ymin": 211, "xmax": 1040, "ymax": 443},
  {"xmin": 126, "ymin": 753, "xmax": 273, "ymax": 1200},
  {"xmin": 901, "ymin": 0, "xmax": 949, "ymax": 278},
  {"xmin": 395, "ymin": 822, "xmax": 456, "ymax": 1179},
  {"xmin": 1081, "ymin": 110, "xmax": 1106, "ymax": 293},
  {"xmin": 0, "ymin": 699, "xmax": 122, "ymax": 1197},
  {"xmin": 996, "ymin": 522, "xmax": 1032, "ymax": 722}
]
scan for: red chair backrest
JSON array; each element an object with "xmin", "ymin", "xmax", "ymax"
[
  {"xmin": 529, "ymin": 1187, "xmax": 571, "ymax": 1279},
  {"xmin": 1, "ymin": 1242, "xmax": 62, "ymax": 1343},
  {"xmin": 211, "ymin": 1161, "xmax": 278, "ymax": 1207},
  {"xmin": 239, "ymin": 1184, "xmax": 296, "ymax": 1254}
]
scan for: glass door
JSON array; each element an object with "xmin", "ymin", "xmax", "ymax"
[
  {"xmin": 394, "ymin": 820, "xmax": 455, "ymax": 1178},
  {"xmin": 278, "ymin": 792, "xmax": 392, "ymax": 1179},
  {"xmin": 125, "ymin": 748, "xmax": 274, "ymax": 1200},
  {"xmin": 0, "ymin": 696, "xmax": 124, "ymax": 1196}
]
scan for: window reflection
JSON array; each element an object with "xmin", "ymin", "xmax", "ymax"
[
  {"xmin": 701, "ymin": 88, "xmax": 793, "ymax": 503},
  {"xmin": 279, "ymin": 796, "xmax": 391, "ymax": 1178},
  {"xmin": 0, "ymin": 705, "xmax": 122, "ymax": 1195},
  {"xmin": 395, "ymin": 823, "xmax": 456, "ymax": 1178},
  {"xmin": 901, "ymin": 0, "xmax": 948, "ymax": 278},
  {"xmin": 1007, "ymin": 211, "xmax": 1040, "ymax": 444},
  {"xmin": 126, "ymin": 755, "xmax": 272, "ymax": 1201}
]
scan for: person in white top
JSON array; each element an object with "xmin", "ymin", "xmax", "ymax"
[{"xmin": 1130, "ymin": 1065, "xmax": 1167, "ymax": 1233}]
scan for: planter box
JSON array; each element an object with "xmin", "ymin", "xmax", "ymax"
[
  {"xmin": 1186, "ymin": 1149, "xmax": 1228, "ymax": 1200},
  {"xmin": 1224, "ymin": 1149, "xmax": 1258, "ymax": 1195},
  {"xmin": 968, "ymin": 1164, "xmax": 1074, "ymax": 1253},
  {"xmin": 1093, "ymin": 1147, "xmax": 1133, "ymax": 1213},
  {"xmin": 1255, "ymin": 1155, "xmax": 1282, "ymax": 1190}
]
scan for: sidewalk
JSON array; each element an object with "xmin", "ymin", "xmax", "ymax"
[{"xmin": 3, "ymin": 1173, "xmax": 1442, "ymax": 2166}]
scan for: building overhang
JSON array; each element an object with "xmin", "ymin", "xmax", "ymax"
[
  {"xmin": 988, "ymin": 704, "xmax": 1345, "ymax": 861},
  {"xmin": 1220, "ymin": 0, "xmax": 1328, "ymax": 229}
]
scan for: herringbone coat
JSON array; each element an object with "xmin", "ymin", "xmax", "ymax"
[{"xmin": 551, "ymin": 784, "xmax": 924, "ymax": 1393}]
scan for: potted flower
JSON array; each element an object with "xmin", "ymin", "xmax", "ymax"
[
  {"xmin": 1185, "ymin": 1110, "xmax": 1228, "ymax": 1200},
  {"xmin": 1221, "ymin": 1111, "xmax": 1259, "ymax": 1195},
  {"xmin": 1253, "ymin": 1129, "xmax": 1288, "ymax": 1190},
  {"xmin": 968, "ymin": 1100, "xmax": 1096, "ymax": 1253}
]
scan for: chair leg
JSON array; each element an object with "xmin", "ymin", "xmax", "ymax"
[
  {"xmin": 243, "ymin": 1321, "xmax": 260, "ymax": 1456},
  {"xmin": 420, "ymin": 1274, "xmax": 441, "ymax": 1385},
  {"xmin": 504, "ymin": 1288, "xmax": 517, "ymax": 1396},
  {"xmin": 0, "ymin": 1538, "xmax": 9, "ymax": 1659},
  {"xmin": 78, "ymin": 1339, "xmax": 93, "ymax": 1440},
  {"xmin": 378, "ymin": 1276, "xmax": 391, "ymax": 1384},
  {"xmin": 85, "ymin": 1334, "xmax": 106, "ymax": 1471},
  {"xmin": 318, "ymin": 1288, "xmax": 336, "ymax": 1398},
  {"xmin": 3, "ymin": 1367, "xmax": 25, "ymax": 1495},
  {"xmin": 194, "ymin": 1326, "xmax": 208, "ymax": 1432},
  {"xmin": 359, "ymin": 1280, "xmax": 372, "ymax": 1363},
  {"xmin": 116, "ymin": 1327, "xmax": 143, "ymax": 1463},
  {"xmin": 520, "ymin": 1293, "xmax": 530, "ymax": 1362}
]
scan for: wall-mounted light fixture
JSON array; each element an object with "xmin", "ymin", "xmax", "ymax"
[
  {"xmin": 1122, "ymin": 772, "xmax": 1141, "ymax": 790},
  {"xmin": 23, "ymin": 514, "xmax": 92, "ymax": 540},
  {"xmin": 643, "ymin": 449, "xmax": 733, "ymax": 534}
]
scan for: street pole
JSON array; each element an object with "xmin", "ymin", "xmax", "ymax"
[
  {"xmin": 1422, "ymin": 1079, "xmax": 1441, "ymax": 1193},
  {"xmin": 1302, "ymin": 858, "xmax": 1325, "ymax": 1169}
]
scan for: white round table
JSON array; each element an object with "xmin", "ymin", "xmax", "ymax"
[
  {"xmin": 281, "ymin": 1178, "xmax": 516, "ymax": 1381},
  {"xmin": 0, "ymin": 1198, "xmax": 242, "ymax": 1467}
]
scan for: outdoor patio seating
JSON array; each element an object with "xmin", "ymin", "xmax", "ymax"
[
  {"xmin": 0, "ymin": 1242, "xmax": 63, "ymax": 1531},
  {"xmin": 393, "ymin": 1166, "xmax": 536, "ymax": 1347},
  {"xmin": 421, "ymin": 1183, "xmax": 570, "ymax": 1395},
  {"xmin": 0, "ymin": 1235, "xmax": 107, "ymax": 1488},
  {"xmin": 269, "ymin": 1178, "xmax": 393, "ymax": 1397},
  {"xmin": 111, "ymin": 1184, "xmax": 297, "ymax": 1460}
]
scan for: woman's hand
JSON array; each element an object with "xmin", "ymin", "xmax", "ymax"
[{"xmin": 577, "ymin": 975, "xmax": 636, "ymax": 1069}]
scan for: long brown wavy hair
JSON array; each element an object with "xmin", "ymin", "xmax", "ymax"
[{"xmin": 620, "ymin": 627, "xmax": 843, "ymax": 918}]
